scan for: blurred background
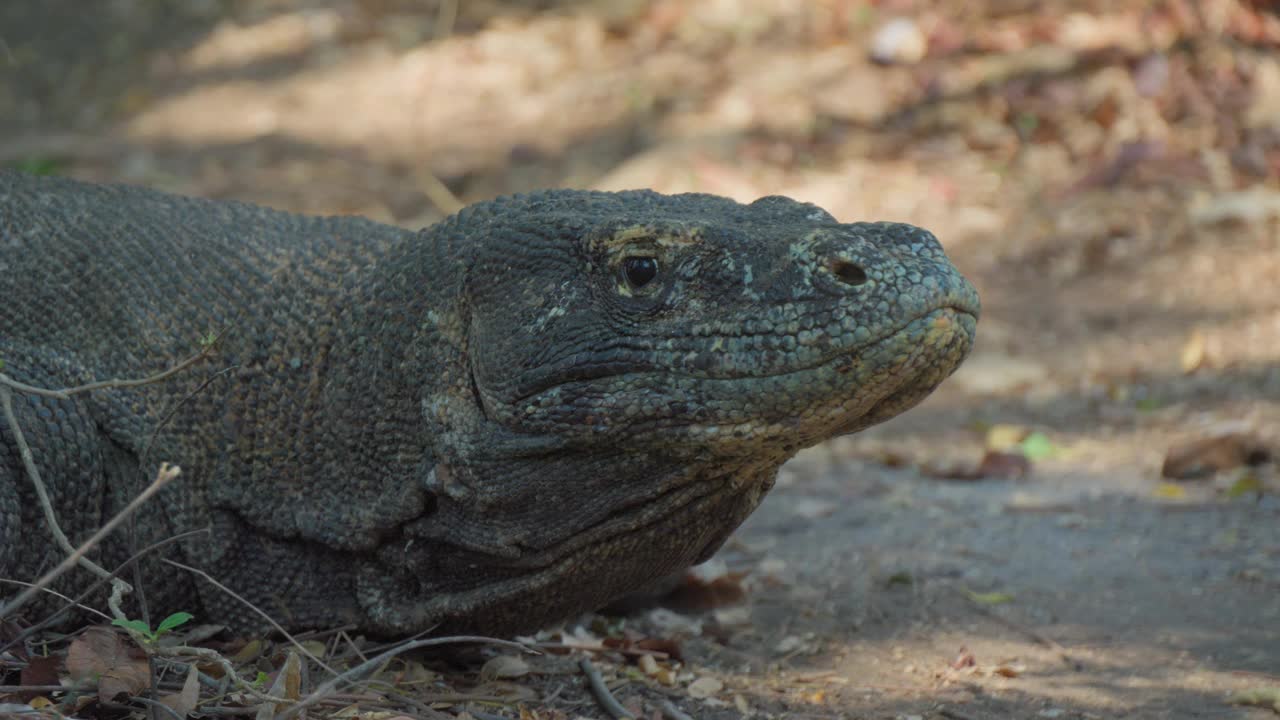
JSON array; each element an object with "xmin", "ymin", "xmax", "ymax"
[
  {"xmin": 3, "ymin": 1, "xmax": 1278, "ymax": 716},
  {"xmin": 4, "ymin": 0, "xmax": 1276, "ymax": 479}
]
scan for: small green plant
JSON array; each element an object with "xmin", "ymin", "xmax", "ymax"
[
  {"xmin": 198, "ymin": 331, "xmax": 219, "ymax": 349},
  {"xmin": 1135, "ymin": 396, "xmax": 1164, "ymax": 412},
  {"xmin": 13, "ymin": 157, "xmax": 63, "ymax": 176},
  {"xmin": 112, "ymin": 611, "xmax": 194, "ymax": 643},
  {"xmin": 1014, "ymin": 112, "xmax": 1039, "ymax": 139},
  {"xmin": 1018, "ymin": 431, "xmax": 1057, "ymax": 461}
]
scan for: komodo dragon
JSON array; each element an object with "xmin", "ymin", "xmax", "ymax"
[{"xmin": 0, "ymin": 170, "xmax": 978, "ymax": 635}]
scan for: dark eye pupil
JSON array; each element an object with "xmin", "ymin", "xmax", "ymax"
[{"xmin": 623, "ymin": 257, "xmax": 658, "ymax": 289}]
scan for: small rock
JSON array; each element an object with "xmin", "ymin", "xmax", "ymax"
[
  {"xmin": 775, "ymin": 635, "xmax": 808, "ymax": 654},
  {"xmin": 792, "ymin": 497, "xmax": 837, "ymax": 519},
  {"xmin": 687, "ymin": 676, "xmax": 724, "ymax": 699},
  {"xmin": 870, "ymin": 18, "xmax": 927, "ymax": 65},
  {"xmin": 712, "ymin": 605, "xmax": 752, "ymax": 627},
  {"xmin": 1190, "ymin": 187, "xmax": 1280, "ymax": 225}
]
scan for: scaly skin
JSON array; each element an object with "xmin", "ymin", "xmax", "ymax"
[{"xmin": 0, "ymin": 171, "xmax": 978, "ymax": 635}]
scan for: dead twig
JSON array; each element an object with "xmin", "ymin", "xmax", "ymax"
[
  {"xmin": 535, "ymin": 641, "xmax": 670, "ymax": 660},
  {"xmin": 154, "ymin": 643, "xmax": 291, "ymax": 705},
  {"xmin": 0, "ymin": 579, "xmax": 113, "ymax": 622},
  {"xmin": 0, "ymin": 684, "xmax": 94, "ymax": 693},
  {"xmin": 958, "ymin": 589, "xmax": 1080, "ymax": 669},
  {"xmin": 0, "ymin": 463, "xmax": 181, "ymax": 621},
  {"xmin": 132, "ymin": 695, "xmax": 185, "ymax": 720},
  {"xmin": 579, "ymin": 657, "xmax": 634, "ymax": 720},
  {"xmin": 0, "ymin": 337, "xmax": 220, "ymax": 401},
  {"xmin": 0, "ymin": 332, "xmax": 223, "ymax": 628},
  {"xmin": 659, "ymin": 699, "xmax": 695, "ymax": 720},
  {"xmin": 138, "ymin": 364, "xmax": 238, "ymax": 475},
  {"xmin": 0, "ymin": 385, "xmax": 119, "ymax": 585},
  {"xmin": 1, "ymin": 528, "xmax": 209, "ymax": 655},
  {"xmin": 415, "ymin": 167, "xmax": 464, "ymax": 216},
  {"xmin": 276, "ymin": 635, "xmax": 537, "ymax": 720}
]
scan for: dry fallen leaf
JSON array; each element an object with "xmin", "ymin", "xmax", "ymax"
[
  {"xmin": 20, "ymin": 655, "xmax": 61, "ymax": 693},
  {"xmin": 687, "ymin": 676, "xmax": 724, "ymax": 699},
  {"xmin": 1162, "ymin": 433, "xmax": 1271, "ymax": 480},
  {"xmin": 1152, "ymin": 482, "xmax": 1188, "ymax": 500},
  {"xmin": 256, "ymin": 649, "xmax": 305, "ymax": 720},
  {"xmin": 66, "ymin": 627, "xmax": 150, "ymax": 703},
  {"xmin": 986, "ymin": 424, "xmax": 1031, "ymax": 452},
  {"xmin": 663, "ymin": 570, "xmax": 747, "ymax": 611},
  {"xmin": 635, "ymin": 636, "xmax": 683, "ymax": 662},
  {"xmin": 637, "ymin": 653, "xmax": 660, "ymax": 676},
  {"xmin": 925, "ymin": 451, "xmax": 1030, "ymax": 481},
  {"xmin": 230, "ymin": 637, "xmax": 265, "ymax": 664},
  {"xmin": 1229, "ymin": 686, "xmax": 1280, "ymax": 712},
  {"xmin": 950, "ymin": 646, "xmax": 977, "ymax": 670},
  {"xmin": 159, "ymin": 663, "xmax": 201, "ymax": 718},
  {"xmin": 1179, "ymin": 330, "xmax": 1208, "ymax": 373},
  {"xmin": 479, "ymin": 655, "xmax": 531, "ymax": 682},
  {"xmin": 975, "ymin": 451, "xmax": 1033, "ymax": 479}
]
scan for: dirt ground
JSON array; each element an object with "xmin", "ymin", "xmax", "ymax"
[{"xmin": 2, "ymin": 1, "xmax": 1279, "ymax": 718}]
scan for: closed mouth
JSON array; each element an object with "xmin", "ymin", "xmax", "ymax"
[{"xmin": 514, "ymin": 303, "xmax": 978, "ymax": 403}]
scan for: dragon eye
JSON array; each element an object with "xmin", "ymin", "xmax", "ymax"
[{"xmin": 622, "ymin": 256, "xmax": 659, "ymax": 289}]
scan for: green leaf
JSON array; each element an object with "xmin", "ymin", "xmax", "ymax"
[
  {"xmin": 1018, "ymin": 432, "xmax": 1056, "ymax": 461},
  {"xmin": 156, "ymin": 611, "xmax": 194, "ymax": 635},
  {"xmin": 111, "ymin": 618, "xmax": 153, "ymax": 636}
]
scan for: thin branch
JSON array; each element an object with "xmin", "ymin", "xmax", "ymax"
[
  {"xmin": 138, "ymin": 365, "xmax": 238, "ymax": 474},
  {"xmin": 579, "ymin": 657, "xmax": 634, "ymax": 720},
  {"xmin": 132, "ymin": 695, "xmax": 185, "ymax": 720},
  {"xmin": 659, "ymin": 699, "xmax": 695, "ymax": 720},
  {"xmin": 534, "ymin": 641, "xmax": 670, "ymax": 659},
  {"xmin": 0, "ymin": 684, "xmax": 95, "ymax": 693},
  {"xmin": 1, "ymin": 529, "xmax": 209, "ymax": 655},
  {"xmin": 414, "ymin": 168, "xmax": 464, "ymax": 216},
  {"xmin": 958, "ymin": 588, "xmax": 1079, "ymax": 668},
  {"xmin": 0, "ymin": 385, "xmax": 117, "ymax": 583},
  {"xmin": 0, "ymin": 332, "xmax": 223, "ymax": 401},
  {"xmin": 0, "ymin": 463, "xmax": 181, "ymax": 621},
  {"xmin": 0, "ymin": 331, "xmax": 223, "ymax": 625},
  {"xmin": 0, "ymin": 579, "xmax": 112, "ymax": 621},
  {"xmin": 154, "ymin": 644, "xmax": 291, "ymax": 705},
  {"xmin": 276, "ymin": 635, "xmax": 537, "ymax": 720}
]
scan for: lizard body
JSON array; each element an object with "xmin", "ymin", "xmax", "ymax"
[{"xmin": 0, "ymin": 171, "xmax": 978, "ymax": 634}]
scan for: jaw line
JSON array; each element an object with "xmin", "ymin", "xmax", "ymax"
[{"xmin": 514, "ymin": 305, "xmax": 978, "ymax": 404}]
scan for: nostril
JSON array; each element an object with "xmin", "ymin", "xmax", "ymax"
[{"xmin": 830, "ymin": 259, "xmax": 868, "ymax": 286}]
